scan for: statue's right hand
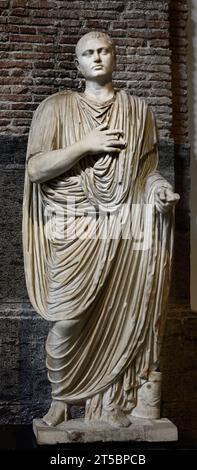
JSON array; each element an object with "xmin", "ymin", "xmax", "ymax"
[{"xmin": 83, "ymin": 123, "xmax": 127, "ymax": 155}]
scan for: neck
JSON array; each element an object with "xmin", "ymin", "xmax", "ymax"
[{"xmin": 84, "ymin": 80, "xmax": 114, "ymax": 103}]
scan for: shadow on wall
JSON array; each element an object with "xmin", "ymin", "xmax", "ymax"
[
  {"xmin": 187, "ymin": 0, "xmax": 197, "ymax": 311},
  {"xmin": 169, "ymin": 0, "xmax": 190, "ymax": 301}
]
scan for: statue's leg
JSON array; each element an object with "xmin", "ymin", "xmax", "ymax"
[
  {"xmin": 42, "ymin": 400, "xmax": 70, "ymax": 427},
  {"xmin": 43, "ymin": 319, "xmax": 83, "ymax": 426},
  {"xmin": 85, "ymin": 386, "xmax": 131, "ymax": 428},
  {"xmin": 101, "ymin": 385, "xmax": 131, "ymax": 428}
]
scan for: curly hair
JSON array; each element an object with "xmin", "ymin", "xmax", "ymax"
[{"xmin": 75, "ymin": 31, "xmax": 116, "ymax": 59}]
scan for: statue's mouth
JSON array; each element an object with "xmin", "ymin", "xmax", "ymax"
[{"xmin": 92, "ymin": 65, "xmax": 103, "ymax": 69}]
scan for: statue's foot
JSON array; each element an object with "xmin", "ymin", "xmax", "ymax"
[
  {"xmin": 42, "ymin": 400, "xmax": 70, "ymax": 427},
  {"xmin": 101, "ymin": 408, "xmax": 131, "ymax": 428}
]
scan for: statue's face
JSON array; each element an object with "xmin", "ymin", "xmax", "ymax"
[{"xmin": 76, "ymin": 37, "xmax": 115, "ymax": 81}]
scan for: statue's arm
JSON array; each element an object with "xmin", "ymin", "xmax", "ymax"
[
  {"xmin": 27, "ymin": 124, "xmax": 126, "ymax": 184},
  {"xmin": 144, "ymin": 169, "xmax": 180, "ymax": 214},
  {"xmin": 27, "ymin": 140, "xmax": 90, "ymax": 184},
  {"xmin": 136, "ymin": 101, "xmax": 180, "ymax": 213}
]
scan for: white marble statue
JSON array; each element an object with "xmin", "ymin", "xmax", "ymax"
[{"xmin": 23, "ymin": 31, "xmax": 179, "ymax": 429}]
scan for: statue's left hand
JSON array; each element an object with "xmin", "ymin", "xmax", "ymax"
[{"xmin": 155, "ymin": 187, "xmax": 180, "ymax": 213}]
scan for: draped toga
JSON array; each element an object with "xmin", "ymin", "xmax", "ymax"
[{"xmin": 23, "ymin": 90, "xmax": 174, "ymax": 413}]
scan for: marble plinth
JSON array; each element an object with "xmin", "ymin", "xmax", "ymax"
[{"xmin": 33, "ymin": 417, "xmax": 178, "ymax": 445}]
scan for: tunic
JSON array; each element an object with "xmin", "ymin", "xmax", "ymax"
[{"xmin": 23, "ymin": 90, "xmax": 174, "ymax": 411}]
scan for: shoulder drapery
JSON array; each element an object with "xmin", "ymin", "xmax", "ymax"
[{"xmin": 23, "ymin": 90, "xmax": 174, "ymax": 403}]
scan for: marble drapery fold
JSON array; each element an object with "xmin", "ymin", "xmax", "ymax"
[{"xmin": 23, "ymin": 90, "xmax": 174, "ymax": 411}]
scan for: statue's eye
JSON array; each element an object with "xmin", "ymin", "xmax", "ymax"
[{"xmin": 83, "ymin": 50, "xmax": 93, "ymax": 57}]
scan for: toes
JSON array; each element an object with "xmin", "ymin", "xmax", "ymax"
[{"xmin": 42, "ymin": 401, "xmax": 66, "ymax": 426}]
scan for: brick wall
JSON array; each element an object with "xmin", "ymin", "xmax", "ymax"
[
  {"xmin": 0, "ymin": 1, "xmax": 190, "ymax": 144},
  {"xmin": 170, "ymin": 0, "xmax": 188, "ymax": 143},
  {"xmin": 1, "ymin": 0, "xmax": 173, "ymax": 139}
]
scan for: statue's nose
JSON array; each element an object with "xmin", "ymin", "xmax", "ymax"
[{"xmin": 93, "ymin": 52, "xmax": 101, "ymax": 62}]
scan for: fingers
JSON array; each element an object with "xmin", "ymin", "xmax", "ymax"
[
  {"xmin": 105, "ymin": 139, "xmax": 127, "ymax": 149},
  {"xmin": 156, "ymin": 188, "xmax": 180, "ymax": 213},
  {"xmin": 97, "ymin": 125, "xmax": 125, "ymax": 138},
  {"xmin": 157, "ymin": 188, "xmax": 166, "ymax": 201},
  {"xmin": 166, "ymin": 192, "xmax": 180, "ymax": 203},
  {"xmin": 104, "ymin": 147, "xmax": 123, "ymax": 153},
  {"xmin": 105, "ymin": 129, "xmax": 125, "ymax": 137},
  {"xmin": 157, "ymin": 188, "xmax": 180, "ymax": 204}
]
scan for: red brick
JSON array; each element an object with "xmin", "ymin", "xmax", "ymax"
[
  {"xmin": 0, "ymin": 60, "xmax": 32, "ymax": 68},
  {"xmin": 12, "ymin": 118, "xmax": 32, "ymax": 125},
  {"xmin": 0, "ymin": 34, "xmax": 9, "ymax": 42},
  {"xmin": 0, "ymin": 70, "xmax": 9, "ymax": 77},
  {"xmin": 11, "ymin": 0, "xmax": 27, "ymax": 6},
  {"xmin": 19, "ymin": 26, "xmax": 37, "ymax": 34},
  {"xmin": 28, "ymin": 0, "xmax": 57, "ymax": 8},
  {"xmin": 11, "ymin": 102, "xmax": 37, "ymax": 110},
  {"xmin": 148, "ymin": 73, "xmax": 171, "ymax": 82},
  {"xmin": 0, "ymin": 0, "xmax": 9, "ymax": 6},
  {"xmin": 137, "ymin": 29, "xmax": 169, "ymax": 39},
  {"xmin": 126, "ymin": 1, "xmax": 169, "ymax": 11},
  {"xmin": 151, "ymin": 81, "xmax": 171, "ymax": 90},
  {"xmin": 27, "ymin": 17, "xmax": 59, "ymax": 25},
  {"xmin": 11, "ymin": 85, "xmax": 29, "ymax": 94},
  {"xmin": 32, "ymin": 77, "xmax": 56, "ymax": 86},
  {"xmin": 11, "ymin": 43, "xmax": 33, "ymax": 51},
  {"xmin": 30, "ymin": 85, "xmax": 55, "ymax": 94},
  {"xmin": 7, "ymin": 15, "xmax": 30, "ymax": 25},
  {"xmin": 147, "ymin": 39, "xmax": 169, "ymax": 48},
  {"xmin": 170, "ymin": 2, "xmax": 188, "ymax": 12},
  {"xmin": 0, "ymin": 85, "xmax": 11, "ymax": 94},
  {"xmin": 36, "ymin": 26, "xmax": 57, "ymax": 35},
  {"xmin": 0, "ymin": 94, "xmax": 32, "ymax": 102},
  {"xmin": 126, "ymin": 55, "xmax": 171, "ymax": 66},
  {"xmin": 0, "ymin": 110, "xmax": 32, "ymax": 118},
  {"xmin": 10, "ymin": 69, "xmax": 27, "ymax": 77},
  {"xmin": 0, "ymin": 51, "xmax": 10, "ymax": 59},
  {"xmin": 32, "ymin": 69, "xmax": 57, "ymax": 78},
  {"xmin": 34, "ymin": 61, "xmax": 54, "ymax": 69},
  {"xmin": 32, "ymin": 44, "xmax": 58, "ymax": 53},
  {"xmin": 32, "ymin": 94, "xmax": 56, "ymax": 102},
  {"xmin": 25, "ymin": 8, "xmax": 59, "ymax": 18},
  {"xmin": 6, "ymin": 125, "xmax": 29, "ymax": 133},
  {"xmin": 12, "ymin": 52, "xmax": 53, "ymax": 60},
  {"xmin": 0, "ymin": 42, "xmax": 10, "ymax": 52},
  {"xmin": 0, "ymin": 16, "xmax": 7, "ymax": 23},
  {"xmin": 9, "ymin": 34, "xmax": 55, "ymax": 43},
  {"xmin": 117, "ymin": 38, "xmax": 147, "ymax": 47},
  {"xmin": 127, "ymin": 64, "xmax": 171, "ymax": 74},
  {"xmin": 127, "ymin": 47, "xmax": 170, "ymax": 57},
  {"xmin": 84, "ymin": 19, "xmax": 110, "ymax": 29},
  {"xmin": 59, "ymin": 35, "xmax": 79, "ymax": 45},
  {"xmin": 10, "ymin": 8, "xmax": 28, "ymax": 17},
  {"xmin": 0, "ymin": 119, "xmax": 10, "ymax": 126}
]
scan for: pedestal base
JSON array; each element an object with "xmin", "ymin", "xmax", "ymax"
[{"xmin": 33, "ymin": 417, "xmax": 178, "ymax": 445}]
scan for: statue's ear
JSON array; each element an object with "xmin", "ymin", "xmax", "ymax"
[{"xmin": 75, "ymin": 57, "xmax": 80, "ymax": 72}]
